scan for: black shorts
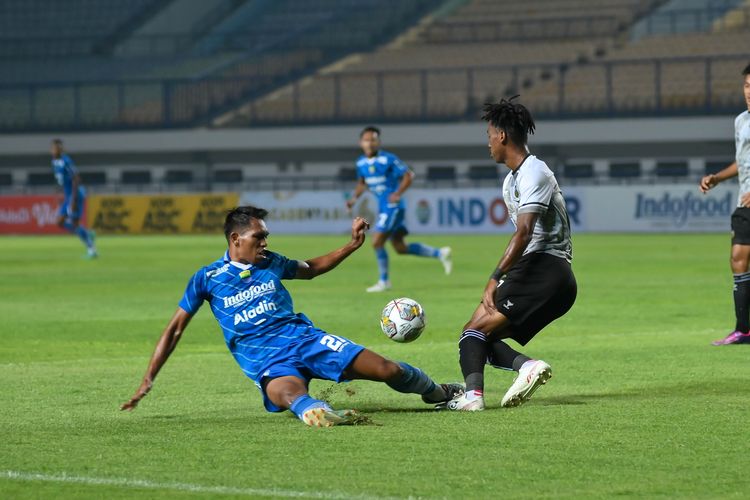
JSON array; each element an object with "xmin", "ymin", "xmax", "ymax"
[
  {"xmin": 493, "ymin": 252, "xmax": 577, "ymax": 346},
  {"xmin": 731, "ymin": 207, "xmax": 750, "ymax": 245}
]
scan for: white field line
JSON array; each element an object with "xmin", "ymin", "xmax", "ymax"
[{"xmin": 1, "ymin": 470, "xmax": 410, "ymax": 499}]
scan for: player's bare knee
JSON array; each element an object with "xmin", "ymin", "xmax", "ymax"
[
  {"xmin": 462, "ymin": 321, "xmax": 489, "ymax": 335},
  {"xmin": 378, "ymin": 359, "xmax": 403, "ymax": 381}
]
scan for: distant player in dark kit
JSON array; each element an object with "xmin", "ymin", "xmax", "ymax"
[
  {"xmin": 347, "ymin": 126, "xmax": 452, "ymax": 292},
  {"xmin": 700, "ymin": 63, "xmax": 750, "ymax": 345},
  {"xmin": 50, "ymin": 139, "xmax": 97, "ymax": 258},
  {"xmin": 121, "ymin": 206, "xmax": 463, "ymax": 427},
  {"xmin": 447, "ymin": 97, "xmax": 577, "ymax": 411}
]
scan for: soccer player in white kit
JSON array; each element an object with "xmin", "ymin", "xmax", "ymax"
[
  {"xmin": 447, "ymin": 97, "xmax": 577, "ymax": 411},
  {"xmin": 700, "ymin": 63, "xmax": 750, "ymax": 345}
]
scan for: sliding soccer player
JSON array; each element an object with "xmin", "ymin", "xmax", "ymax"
[{"xmin": 121, "ymin": 206, "xmax": 462, "ymax": 426}]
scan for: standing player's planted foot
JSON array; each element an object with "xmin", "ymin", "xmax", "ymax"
[
  {"xmin": 711, "ymin": 331, "xmax": 750, "ymax": 345},
  {"xmin": 501, "ymin": 360, "xmax": 552, "ymax": 408},
  {"xmin": 423, "ymin": 383, "xmax": 465, "ymax": 409},
  {"xmin": 302, "ymin": 408, "xmax": 360, "ymax": 427},
  {"xmin": 439, "ymin": 247, "xmax": 453, "ymax": 275},
  {"xmin": 366, "ymin": 280, "xmax": 392, "ymax": 293},
  {"xmin": 447, "ymin": 389, "xmax": 485, "ymax": 411}
]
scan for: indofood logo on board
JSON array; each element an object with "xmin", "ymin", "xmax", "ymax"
[{"xmin": 634, "ymin": 191, "xmax": 732, "ymax": 227}]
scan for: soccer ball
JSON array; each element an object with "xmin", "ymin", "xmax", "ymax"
[{"xmin": 380, "ymin": 297, "xmax": 426, "ymax": 343}]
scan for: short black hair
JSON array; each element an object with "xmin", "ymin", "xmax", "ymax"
[
  {"xmin": 52, "ymin": 138, "xmax": 63, "ymax": 146},
  {"xmin": 743, "ymin": 63, "xmax": 750, "ymax": 77},
  {"xmin": 360, "ymin": 126, "xmax": 380, "ymax": 138},
  {"xmin": 223, "ymin": 206, "xmax": 268, "ymax": 242},
  {"xmin": 482, "ymin": 95, "xmax": 536, "ymax": 146}
]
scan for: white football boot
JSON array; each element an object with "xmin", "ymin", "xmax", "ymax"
[
  {"xmin": 366, "ymin": 280, "xmax": 392, "ymax": 293},
  {"xmin": 500, "ymin": 360, "xmax": 552, "ymax": 408},
  {"xmin": 447, "ymin": 390, "xmax": 485, "ymax": 411},
  {"xmin": 438, "ymin": 247, "xmax": 453, "ymax": 275},
  {"xmin": 423, "ymin": 383, "xmax": 465, "ymax": 409}
]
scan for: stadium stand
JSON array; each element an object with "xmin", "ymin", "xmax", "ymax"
[
  {"xmin": 0, "ymin": 0, "xmax": 434, "ymax": 131},
  {"xmin": 228, "ymin": 0, "xmax": 750, "ymax": 125},
  {"xmin": 1, "ymin": 0, "xmax": 749, "ymax": 132}
]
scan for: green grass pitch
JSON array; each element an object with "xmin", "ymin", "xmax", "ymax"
[{"xmin": 1, "ymin": 232, "xmax": 747, "ymax": 498}]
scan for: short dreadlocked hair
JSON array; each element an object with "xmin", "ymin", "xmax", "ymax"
[{"xmin": 482, "ymin": 95, "xmax": 536, "ymax": 146}]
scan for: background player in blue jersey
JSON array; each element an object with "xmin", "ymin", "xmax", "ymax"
[
  {"xmin": 346, "ymin": 126, "xmax": 452, "ymax": 292},
  {"xmin": 50, "ymin": 139, "xmax": 97, "ymax": 258},
  {"xmin": 120, "ymin": 206, "xmax": 463, "ymax": 427}
]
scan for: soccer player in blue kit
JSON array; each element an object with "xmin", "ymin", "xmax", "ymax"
[
  {"xmin": 50, "ymin": 139, "xmax": 97, "ymax": 257},
  {"xmin": 347, "ymin": 126, "xmax": 452, "ymax": 292},
  {"xmin": 121, "ymin": 206, "xmax": 463, "ymax": 427}
]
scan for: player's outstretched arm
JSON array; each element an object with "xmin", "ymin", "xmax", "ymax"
[
  {"xmin": 120, "ymin": 307, "xmax": 193, "ymax": 411},
  {"xmin": 700, "ymin": 161, "xmax": 737, "ymax": 193},
  {"xmin": 346, "ymin": 178, "xmax": 367, "ymax": 210},
  {"xmin": 295, "ymin": 217, "xmax": 370, "ymax": 280},
  {"xmin": 483, "ymin": 212, "xmax": 539, "ymax": 312},
  {"xmin": 389, "ymin": 170, "xmax": 414, "ymax": 204}
]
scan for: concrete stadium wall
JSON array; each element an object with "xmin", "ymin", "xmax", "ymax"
[{"xmin": 0, "ymin": 115, "xmax": 736, "ymax": 169}]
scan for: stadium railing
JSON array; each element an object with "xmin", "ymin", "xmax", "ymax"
[
  {"xmin": 422, "ymin": 15, "xmax": 625, "ymax": 43},
  {"xmin": 636, "ymin": 6, "xmax": 750, "ymax": 36},
  {"xmin": 2, "ymin": 160, "xmax": 736, "ymax": 197}
]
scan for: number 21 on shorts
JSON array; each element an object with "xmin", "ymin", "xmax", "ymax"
[{"xmin": 319, "ymin": 334, "xmax": 349, "ymax": 352}]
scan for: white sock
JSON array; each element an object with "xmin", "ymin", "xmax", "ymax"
[{"xmin": 520, "ymin": 360, "xmax": 538, "ymax": 371}]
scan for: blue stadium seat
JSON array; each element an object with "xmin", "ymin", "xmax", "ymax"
[
  {"xmin": 467, "ymin": 165, "xmax": 498, "ymax": 181},
  {"xmin": 213, "ymin": 169, "xmax": 243, "ymax": 184},
  {"xmin": 426, "ymin": 165, "xmax": 457, "ymax": 185},
  {"xmin": 563, "ymin": 163, "xmax": 594, "ymax": 179},
  {"xmin": 655, "ymin": 161, "xmax": 688, "ymax": 178},
  {"xmin": 609, "ymin": 162, "xmax": 641, "ymax": 179},
  {"xmin": 121, "ymin": 170, "xmax": 152, "ymax": 185}
]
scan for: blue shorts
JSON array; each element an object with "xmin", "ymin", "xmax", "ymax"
[
  {"xmin": 234, "ymin": 327, "xmax": 366, "ymax": 412},
  {"xmin": 58, "ymin": 194, "xmax": 85, "ymax": 221},
  {"xmin": 374, "ymin": 206, "xmax": 408, "ymax": 236}
]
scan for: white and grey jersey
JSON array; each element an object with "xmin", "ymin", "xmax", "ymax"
[
  {"xmin": 502, "ymin": 155, "xmax": 572, "ymax": 262},
  {"xmin": 735, "ymin": 111, "xmax": 750, "ymax": 207}
]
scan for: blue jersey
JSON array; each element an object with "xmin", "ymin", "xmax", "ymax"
[
  {"xmin": 52, "ymin": 154, "xmax": 85, "ymax": 199},
  {"xmin": 356, "ymin": 150, "xmax": 411, "ymax": 211},
  {"xmin": 179, "ymin": 250, "xmax": 317, "ymax": 355}
]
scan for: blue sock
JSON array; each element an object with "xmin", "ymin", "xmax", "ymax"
[
  {"xmin": 375, "ymin": 247, "xmax": 389, "ymax": 282},
  {"xmin": 407, "ymin": 242, "xmax": 440, "ymax": 258},
  {"xmin": 74, "ymin": 226, "xmax": 91, "ymax": 248},
  {"xmin": 289, "ymin": 394, "xmax": 331, "ymax": 420},
  {"xmin": 386, "ymin": 362, "xmax": 438, "ymax": 395}
]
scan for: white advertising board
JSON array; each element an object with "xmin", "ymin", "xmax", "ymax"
[{"xmin": 240, "ymin": 183, "xmax": 734, "ymax": 234}]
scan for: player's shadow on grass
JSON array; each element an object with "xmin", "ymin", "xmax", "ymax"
[
  {"xmin": 534, "ymin": 378, "xmax": 749, "ymax": 406},
  {"xmin": 347, "ymin": 406, "xmax": 444, "ymax": 414}
]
